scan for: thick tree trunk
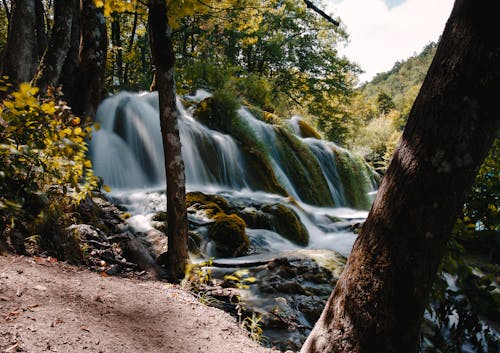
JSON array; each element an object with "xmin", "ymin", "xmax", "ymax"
[
  {"xmin": 148, "ymin": 0, "xmax": 189, "ymax": 283},
  {"xmin": 34, "ymin": 0, "xmax": 47, "ymax": 60},
  {"xmin": 72, "ymin": 0, "xmax": 107, "ymax": 117},
  {"xmin": 33, "ymin": 0, "xmax": 75, "ymax": 93},
  {"xmin": 301, "ymin": 1, "xmax": 500, "ymax": 353},
  {"xmin": 1, "ymin": 0, "xmax": 38, "ymax": 86}
]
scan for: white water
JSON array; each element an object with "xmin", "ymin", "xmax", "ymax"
[{"xmin": 90, "ymin": 91, "xmax": 376, "ymax": 257}]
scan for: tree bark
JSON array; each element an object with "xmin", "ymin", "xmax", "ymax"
[
  {"xmin": 123, "ymin": 8, "xmax": 138, "ymax": 86},
  {"xmin": 111, "ymin": 13, "xmax": 123, "ymax": 87},
  {"xmin": 1, "ymin": 0, "xmax": 38, "ymax": 86},
  {"xmin": 71, "ymin": 0, "xmax": 107, "ymax": 117},
  {"xmin": 59, "ymin": 0, "xmax": 81, "ymax": 104},
  {"xmin": 33, "ymin": 0, "xmax": 75, "ymax": 93},
  {"xmin": 301, "ymin": 1, "xmax": 500, "ymax": 353},
  {"xmin": 34, "ymin": 0, "xmax": 47, "ymax": 60},
  {"xmin": 148, "ymin": 0, "xmax": 189, "ymax": 283}
]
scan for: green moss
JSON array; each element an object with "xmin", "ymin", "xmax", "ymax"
[
  {"xmin": 262, "ymin": 204, "xmax": 309, "ymax": 246},
  {"xmin": 297, "ymin": 119, "xmax": 322, "ymax": 139},
  {"xmin": 333, "ymin": 146, "xmax": 374, "ymax": 210},
  {"xmin": 193, "ymin": 90, "xmax": 240, "ymax": 132},
  {"xmin": 208, "ymin": 213, "xmax": 249, "ymax": 257},
  {"xmin": 243, "ymin": 149, "xmax": 289, "ymax": 196},
  {"xmin": 274, "ymin": 127, "xmax": 334, "ymax": 207}
]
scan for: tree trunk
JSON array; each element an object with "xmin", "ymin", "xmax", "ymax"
[
  {"xmin": 1, "ymin": 0, "xmax": 38, "ymax": 86},
  {"xmin": 59, "ymin": 0, "xmax": 81, "ymax": 104},
  {"xmin": 72, "ymin": 0, "xmax": 107, "ymax": 117},
  {"xmin": 111, "ymin": 13, "xmax": 123, "ymax": 87},
  {"xmin": 301, "ymin": 1, "xmax": 500, "ymax": 353},
  {"xmin": 123, "ymin": 8, "xmax": 138, "ymax": 86},
  {"xmin": 33, "ymin": 0, "xmax": 75, "ymax": 93},
  {"xmin": 148, "ymin": 0, "xmax": 189, "ymax": 283},
  {"xmin": 34, "ymin": 0, "xmax": 47, "ymax": 60}
]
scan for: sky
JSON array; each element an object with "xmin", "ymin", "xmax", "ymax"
[{"xmin": 325, "ymin": 0, "xmax": 455, "ymax": 83}]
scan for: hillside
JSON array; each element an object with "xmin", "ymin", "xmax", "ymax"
[
  {"xmin": 360, "ymin": 42, "xmax": 437, "ymax": 114},
  {"xmin": 347, "ymin": 42, "xmax": 438, "ymax": 169}
]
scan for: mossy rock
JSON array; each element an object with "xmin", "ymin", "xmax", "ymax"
[
  {"xmin": 332, "ymin": 146, "xmax": 374, "ymax": 210},
  {"xmin": 242, "ymin": 148, "xmax": 288, "ymax": 196},
  {"xmin": 297, "ymin": 119, "xmax": 322, "ymax": 139},
  {"xmin": 261, "ymin": 203, "xmax": 309, "ymax": 246},
  {"xmin": 208, "ymin": 213, "xmax": 249, "ymax": 257},
  {"xmin": 186, "ymin": 191, "xmax": 232, "ymax": 217},
  {"xmin": 274, "ymin": 127, "xmax": 334, "ymax": 207}
]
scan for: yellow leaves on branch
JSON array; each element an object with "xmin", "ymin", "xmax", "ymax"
[
  {"xmin": 95, "ymin": 0, "xmax": 135, "ymax": 17},
  {"xmin": 0, "ymin": 81, "xmax": 101, "ymax": 204},
  {"xmin": 93, "ymin": 0, "xmax": 264, "ymax": 31}
]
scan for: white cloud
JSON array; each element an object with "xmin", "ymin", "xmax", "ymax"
[{"xmin": 326, "ymin": 0, "xmax": 455, "ymax": 82}]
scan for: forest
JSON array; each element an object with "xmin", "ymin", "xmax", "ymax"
[{"xmin": 0, "ymin": 0, "xmax": 499, "ymax": 352}]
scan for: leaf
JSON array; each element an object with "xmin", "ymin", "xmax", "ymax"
[{"xmin": 103, "ymin": 185, "xmax": 111, "ymax": 192}]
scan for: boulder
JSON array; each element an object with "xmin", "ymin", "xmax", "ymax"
[{"xmin": 208, "ymin": 213, "xmax": 249, "ymax": 257}]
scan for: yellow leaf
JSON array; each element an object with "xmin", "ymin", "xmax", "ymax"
[
  {"xmin": 41, "ymin": 102, "xmax": 56, "ymax": 115},
  {"xmin": 84, "ymin": 160, "xmax": 92, "ymax": 168},
  {"xmin": 103, "ymin": 185, "xmax": 111, "ymax": 192}
]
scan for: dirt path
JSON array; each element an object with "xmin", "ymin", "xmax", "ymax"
[{"xmin": 0, "ymin": 254, "xmax": 280, "ymax": 353}]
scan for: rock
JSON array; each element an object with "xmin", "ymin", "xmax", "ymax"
[
  {"xmin": 137, "ymin": 229, "xmax": 168, "ymax": 259},
  {"xmin": 208, "ymin": 214, "xmax": 249, "ymax": 257},
  {"xmin": 261, "ymin": 204, "xmax": 309, "ymax": 246}
]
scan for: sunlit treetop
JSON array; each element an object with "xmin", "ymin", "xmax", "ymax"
[{"xmin": 94, "ymin": 0, "xmax": 267, "ymax": 29}]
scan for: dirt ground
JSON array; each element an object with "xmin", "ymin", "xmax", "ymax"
[{"xmin": 0, "ymin": 254, "xmax": 282, "ymax": 353}]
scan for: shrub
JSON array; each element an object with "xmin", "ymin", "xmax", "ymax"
[{"xmin": 0, "ymin": 80, "xmax": 100, "ymax": 249}]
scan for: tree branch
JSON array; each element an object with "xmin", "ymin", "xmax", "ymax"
[{"xmin": 304, "ymin": 0, "xmax": 339, "ymax": 27}]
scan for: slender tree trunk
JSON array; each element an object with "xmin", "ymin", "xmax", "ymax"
[
  {"xmin": 33, "ymin": 0, "xmax": 75, "ymax": 93},
  {"xmin": 111, "ymin": 13, "xmax": 123, "ymax": 86},
  {"xmin": 72, "ymin": 0, "xmax": 107, "ymax": 117},
  {"xmin": 123, "ymin": 8, "xmax": 138, "ymax": 86},
  {"xmin": 1, "ymin": 0, "xmax": 38, "ymax": 86},
  {"xmin": 59, "ymin": 0, "xmax": 81, "ymax": 103},
  {"xmin": 34, "ymin": 0, "xmax": 47, "ymax": 60},
  {"xmin": 301, "ymin": 1, "xmax": 500, "ymax": 353},
  {"xmin": 148, "ymin": 0, "xmax": 189, "ymax": 283}
]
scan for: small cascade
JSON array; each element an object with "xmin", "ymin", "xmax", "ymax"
[{"xmin": 303, "ymin": 139, "xmax": 346, "ymax": 206}]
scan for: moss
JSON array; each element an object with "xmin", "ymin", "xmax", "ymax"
[
  {"xmin": 297, "ymin": 119, "xmax": 322, "ymax": 139},
  {"xmin": 208, "ymin": 213, "xmax": 249, "ymax": 257},
  {"xmin": 193, "ymin": 90, "xmax": 240, "ymax": 133},
  {"xmin": 274, "ymin": 127, "xmax": 334, "ymax": 207},
  {"xmin": 333, "ymin": 146, "xmax": 374, "ymax": 210},
  {"xmin": 261, "ymin": 204, "xmax": 309, "ymax": 246},
  {"xmin": 186, "ymin": 191, "xmax": 231, "ymax": 217},
  {"xmin": 243, "ymin": 148, "xmax": 288, "ymax": 196}
]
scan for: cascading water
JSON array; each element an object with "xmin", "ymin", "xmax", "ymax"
[
  {"xmin": 88, "ymin": 91, "xmax": 498, "ymax": 352},
  {"xmin": 89, "ymin": 90, "xmax": 378, "ymax": 254},
  {"xmin": 89, "ymin": 90, "xmax": 377, "ymax": 350}
]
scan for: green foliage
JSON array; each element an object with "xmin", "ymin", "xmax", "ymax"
[
  {"xmin": 376, "ymin": 91, "xmax": 396, "ymax": 115},
  {"xmin": 0, "ymin": 80, "xmax": 100, "ymax": 248},
  {"xmin": 453, "ymin": 139, "xmax": 500, "ymax": 262},
  {"xmin": 174, "ymin": 0, "xmax": 358, "ymax": 139},
  {"xmin": 346, "ymin": 42, "xmax": 436, "ymax": 170},
  {"xmin": 424, "ymin": 140, "xmax": 500, "ymax": 352},
  {"xmin": 194, "ymin": 90, "xmax": 240, "ymax": 132}
]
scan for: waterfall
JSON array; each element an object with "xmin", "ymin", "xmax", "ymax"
[
  {"xmin": 91, "ymin": 91, "xmax": 249, "ymax": 191},
  {"xmin": 89, "ymin": 91, "xmax": 376, "ymax": 208}
]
